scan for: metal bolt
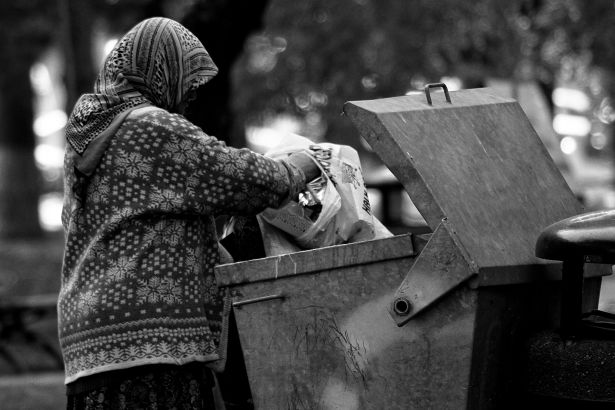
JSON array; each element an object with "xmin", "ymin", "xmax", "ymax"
[{"xmin": 393, "ymin": 297, "xmax": 412, "ymax": 316}]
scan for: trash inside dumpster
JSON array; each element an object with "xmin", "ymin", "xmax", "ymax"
[{"xmin": 214, "ymin": 85, "xmax": 611, "ymax": 409}]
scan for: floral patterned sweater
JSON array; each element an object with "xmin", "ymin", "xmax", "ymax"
[{"xmin": 60, "ymin": 109, "xmax": 302, "ymax": 383}]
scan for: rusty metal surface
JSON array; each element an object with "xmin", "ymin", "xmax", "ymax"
[{"xmin": 228, "ymin": 249, "xmax": 478, "ymax": 410}]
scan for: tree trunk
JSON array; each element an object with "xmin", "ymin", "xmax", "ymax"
[
  {"xmin": 0, "ymin": 56, "xmax": 42, "ymax": 238},
  {"xmin": 0, "ymin": 1, "xmax": 58, "ymax": 238},
  {"xmin": 182, "ymin": 0, "xmax": 270, "ymax": 147},
  {"xmin": 59, "ymin": 0, "xmax": 96, "ymax": 111}
]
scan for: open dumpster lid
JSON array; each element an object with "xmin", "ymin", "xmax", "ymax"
[{"xmin": 344, "ymin": 86, "xmax": 583, "ymax": 279}]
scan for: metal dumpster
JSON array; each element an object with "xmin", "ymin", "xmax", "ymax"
[{"xmin": 214, "ymin": 85, "xmax": 611, "ymax": 409}]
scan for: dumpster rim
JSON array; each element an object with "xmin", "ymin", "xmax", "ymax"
[{"xmin": 214, "ymin": 233, "xmax": 415, "ymax": 288}]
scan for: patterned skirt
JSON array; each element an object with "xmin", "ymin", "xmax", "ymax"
[{"xmin": 66, "ymin": 363, "xmax": 217, "ymax": 410}]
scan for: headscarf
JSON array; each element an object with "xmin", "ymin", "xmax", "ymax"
[{"xmin": 65, "ymin": 17, "xmax": 218, "ymax": 162}]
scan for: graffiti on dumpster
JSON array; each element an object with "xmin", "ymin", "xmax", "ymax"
[{"xmin": 291, "ymin": 307, "xmax": 369, "ymax": 388}]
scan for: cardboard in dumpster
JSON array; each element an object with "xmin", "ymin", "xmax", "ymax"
[{"xmin": 214, "ymin": 86, "xmax": 611, "ymax": 409}]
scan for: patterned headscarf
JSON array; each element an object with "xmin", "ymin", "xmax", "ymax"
[{"xmin": 66, "ymin": 17, "xmax": 218, "ymax": 154}]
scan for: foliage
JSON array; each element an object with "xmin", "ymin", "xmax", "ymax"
[
  {"xmin": 0, "ymin": 0, "xmax": 58, "ymax": 71},
  {"xmin": 232, "ymin": 0, "xmax": 615, "ymax": 151}
]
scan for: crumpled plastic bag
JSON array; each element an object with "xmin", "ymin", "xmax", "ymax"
[
  {"xmin": 319, "ymin": 142, "xmax": 375, "ymax": 243},
  {"xmin": 259, "ymin": 133, "xmax": 387, "ymax": 251},
  {"xmin": 261, "ymin": 160, "xmax": 341, "ymax": 249}
]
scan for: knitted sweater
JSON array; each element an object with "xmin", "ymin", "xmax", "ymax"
[{"xmin": 60, "ymin": 109, "xmax": 301, "ymax": 383}]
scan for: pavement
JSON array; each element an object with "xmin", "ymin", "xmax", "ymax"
[{"xmin": 0, "ymin": 372, "xmax": 65, "ymax": 410}]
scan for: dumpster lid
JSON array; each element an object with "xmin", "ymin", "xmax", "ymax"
[{"xmin": 344, "ymin": 85, "xmax": 583, "ymax": 275}]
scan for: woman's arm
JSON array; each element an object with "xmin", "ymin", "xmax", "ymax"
[{"xmin": 118, "ymin": 111, "xmax": 317, "ymax": 217}]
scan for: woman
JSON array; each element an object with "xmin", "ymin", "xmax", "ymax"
[{"xmin": 60, "ymin": 17, "xmax": 319, "ymax": 409}]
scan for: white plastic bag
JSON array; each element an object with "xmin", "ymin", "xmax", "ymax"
[
  {"xmin": 260, "ymin": 163, "xmax": 341, "ymax": 249},
  {"xmin": 260, "ymin": 133, "xmax": 380, "ymax": 250},
  {"xmin": 319, "ymin": 143, "xmax": 375, "ymax": 242}
]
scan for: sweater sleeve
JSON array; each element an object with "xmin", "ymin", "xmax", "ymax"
[{"xmin": 115, "ymin": 111, "xmax": 305, "ymax": 217}]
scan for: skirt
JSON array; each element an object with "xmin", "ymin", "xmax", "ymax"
[{"xmin": 66, "ymin": 362, "xmax": 218, "ymax": 410}]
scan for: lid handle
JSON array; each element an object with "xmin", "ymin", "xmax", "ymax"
[{"xmin": 424, "ymin": 83, "xmax": 452, "ymax": 105}]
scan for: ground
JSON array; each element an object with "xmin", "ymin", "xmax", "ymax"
[{"xmin": 0, "ymin": 231, "xmax": 65, "ymax": 409}]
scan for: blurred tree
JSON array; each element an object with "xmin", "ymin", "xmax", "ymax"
[
  {"xmin": 182, "ymin": 0, "xmax": 270, "ymax": 146},
  {"xmin": 231, "ymin": 0, "xmax": 615, "ymax": 164},
  {"xmin": 512, "ymin": 1, "xmax": 615, "ymax": 163},
  {"xmin": 61, "ymin": 0, "xmax": 163, "ymax": 110},
  {"xmin": 575, "ymin": 1, "xmax": 615, "ymax": 170},
  {"xmin": 577, "ymin": 1, "xmax": 615, "ymax": 86},
  {"xmin": 231, "ymin": 0, "xmax": 534, "ymax": 162},
  {"xmin": 233, "ymin": 0, "xmax": 376, "ymax": 149},
  {"xmin": 0, "ymin": 0, "xmax": 153, "ymax": 238},
  {"xmin": 0, "ymin": 1, "xmax": 57, "ymax": 237},
  {"xmin": 59, "ymin": 0, "xmax": 96, "ymax": 112}
]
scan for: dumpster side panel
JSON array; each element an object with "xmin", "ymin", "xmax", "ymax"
[{"xmin": 231, "ymin": 256, "xmax": 478, "ymax": 410}]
